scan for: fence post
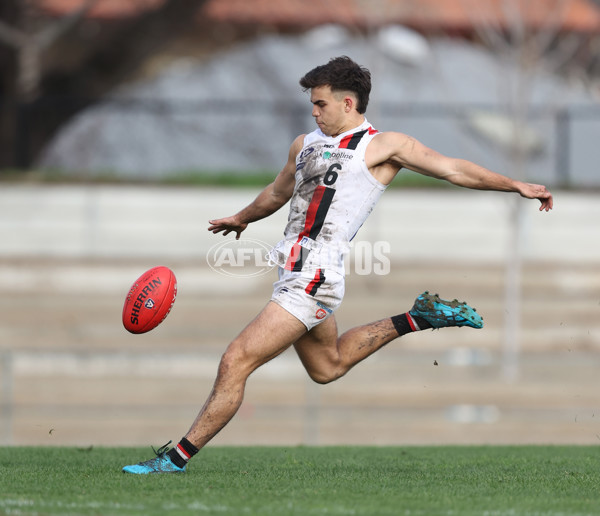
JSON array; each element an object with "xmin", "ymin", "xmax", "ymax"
[
  {"xmin": 304, "ymin": 378, "xmax": 321, "ymax": 445},
  {"xmin": 1, "ymin": 351, "xmax": 13, "ymax": 445},
  {"xmin": 555, "ymin": 108, "xmax": 570, "ymax": 188}
]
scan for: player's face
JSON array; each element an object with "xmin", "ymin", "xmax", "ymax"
[{"xmin": 309, "ymin": 85, "xmax": 348, "ymax": 137}]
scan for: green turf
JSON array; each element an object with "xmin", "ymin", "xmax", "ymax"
[
  {"xmin": 0, "ymin": 446, "xmax": 598, "ymax": 516},
  {"xmin": 0, "ymin": 167, "xmax": 451, "ymax": 189}
]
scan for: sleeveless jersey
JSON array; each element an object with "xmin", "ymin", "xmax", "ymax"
[{"xmin": 268, "ymin": 119, "xmax": 387, "ymax": 275}]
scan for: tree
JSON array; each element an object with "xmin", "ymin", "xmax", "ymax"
[
  {"xmin": 460, "ymin": 0, "xmax": 597, "ymax": 381},
  {"xmin": 0, "ymin": 0, "xmax": 209, "ymax": 168},
  {"xmin": 0, "ymin": 0, "xmax": 100, "ymax": 102}
]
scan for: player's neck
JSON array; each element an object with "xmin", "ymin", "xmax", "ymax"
[{"xmin": 330, "ymin": 114, "xmax": 365, "ymax": 138}]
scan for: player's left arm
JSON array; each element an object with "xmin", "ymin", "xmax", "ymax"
[{"xmin": 370, "ymin": 132, "xmax": 553, "ymax": 212}]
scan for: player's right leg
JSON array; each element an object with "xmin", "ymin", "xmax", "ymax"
[
  {"xmin": 294, "ymin": 313, "xmax": 403, "ymax": 384},
  {"xmin": 293, "ymin": 291, "xmax": 483, "ymax": 385}
]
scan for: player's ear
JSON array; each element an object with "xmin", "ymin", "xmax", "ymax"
[{"xmin": 344, "ymin": 96, "xmax": 353, "ymax": 113}]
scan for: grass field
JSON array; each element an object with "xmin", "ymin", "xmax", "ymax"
[
  {"xmin": 0, "ymin": 446, "xmax": 598, "ymax": 516},
  {"xmin": 0, "ymin": 167, "xmax": 450, "ymax": 189}
]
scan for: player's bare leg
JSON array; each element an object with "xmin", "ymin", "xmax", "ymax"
[
  {"xmin": 294, "ymin": 291, "xmax": 483, "ymax": 384},
  {"xmin": 294, "ymin": 314, "xmax": 402, "ymax": 384},
  {"xmin": 122, "ymin": 301, "xmax": 306, "ymax": 474},
  {"xmin": 122, "ymin": 292, "xmax": 482, "ymax": 473},
  {"xmin": 183, "ymin": 301, "xmax": 306, "ymax": 448}
]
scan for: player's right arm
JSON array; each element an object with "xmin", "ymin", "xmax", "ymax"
[{"xmin": 208, "ymin": 135, "xmax": 304, "ymax": 239}]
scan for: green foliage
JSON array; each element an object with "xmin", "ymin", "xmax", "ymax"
[{"xmin": 0, "ymin": 446, "xmax": 598, "ymax": 515}]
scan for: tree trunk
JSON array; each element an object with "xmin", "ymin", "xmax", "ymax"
[{"xmin": 0, "ymin": 0, "xmax": 209, "ymax": 169}]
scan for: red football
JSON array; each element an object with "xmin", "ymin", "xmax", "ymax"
[{"xmin": 122, "ymin": 266, "xmax": 177, "ymax": 334}]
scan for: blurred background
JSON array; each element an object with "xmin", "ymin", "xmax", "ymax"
[{"xmin": 0, "ymin": 0, "xmax": 599, "ymax": 447}]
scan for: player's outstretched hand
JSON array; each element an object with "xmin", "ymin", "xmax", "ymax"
[
  {"xmin": 519, "ymin": 182, "xmax": 553, "ymax": 212},
  {"xmin": 208, "ymin": 216, "xmax": 248, "ymax": 240}
]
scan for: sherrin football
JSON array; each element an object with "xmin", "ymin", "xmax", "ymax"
[{"xmin": 122, "ymin": 266, "xmax": 177, "ymax": 334}]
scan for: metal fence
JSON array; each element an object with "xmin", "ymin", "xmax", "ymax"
[{"xmin": 4, "ymin": 98, "xmax": 600, "ymax": 187}]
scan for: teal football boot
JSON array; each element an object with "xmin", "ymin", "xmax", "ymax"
[
  {"xmin": 122, "ymin": 442, "xmax": 186, "ymax": 474},
  {"xmin": 409, "ymin": 291, "xmax": 483, "ymax": 329}
]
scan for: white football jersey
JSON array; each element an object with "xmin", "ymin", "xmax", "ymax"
[{"xmin": 268, "ymin": 119, "xmax": 387, "ymax": 275}]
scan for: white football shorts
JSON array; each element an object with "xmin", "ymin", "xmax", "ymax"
[{"xmin": 270, "ymin": 266, "xmax": 345, "ymax": 330}]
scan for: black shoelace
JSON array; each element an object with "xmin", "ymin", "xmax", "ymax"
[{"xmin": 151, "ymin": 440, "xmax": 172, "ymax": 457}]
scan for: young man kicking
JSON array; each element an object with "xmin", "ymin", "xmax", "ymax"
[{"xmin": 123, "ymin": 56, "xmax": 553, "ymax": 474}]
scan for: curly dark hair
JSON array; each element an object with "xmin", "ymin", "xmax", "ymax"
[{"xmin": 299, "ymin": 56, "xmax": 371, "ymax": 114}]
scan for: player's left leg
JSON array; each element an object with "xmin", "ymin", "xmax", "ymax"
[
  {"xmin": 182, "ymin": 302, "xmax": 306, "ymax": 448},
  {"xmin": 122, "ymin": 301, "xmax": 307, "ymax": 474}
]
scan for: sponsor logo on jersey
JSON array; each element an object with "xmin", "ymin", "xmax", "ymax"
[
  {"xmin": 323, "ymin": 151, "xmax": 352, "ymax": 160},
  {"xmin": 296, "ymin": 146, "xmax": 315, "ymax": 171}
]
